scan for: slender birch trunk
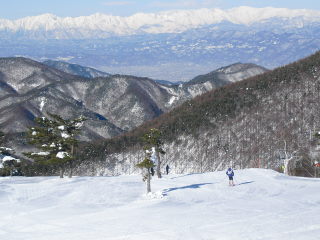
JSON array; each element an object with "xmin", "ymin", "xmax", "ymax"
[
  {"xmin": 68, "ymin": 144, "xmax": 74, "ymax": 178},
  {"xmin": 147, "ymin": 169, "xmax": 151, "ymax": 193},
  {"xmin": 156, "ymin": 151, "xmax": 162, "ymax": 178},
  {"xmin": 59, "ymin": 167, "xmax": 64, "ymax": 178},
  {"xmin": 68, "ymin": 162, "xmax": 73, "ymax": 178}
]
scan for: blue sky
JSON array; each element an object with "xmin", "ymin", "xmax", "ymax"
[{"xmin": 1, "ymin": 0, "xmax": 318, "ymax": 19}]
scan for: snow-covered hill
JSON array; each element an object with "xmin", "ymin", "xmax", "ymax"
[
  {"xmin": 0, "ymin": 7, "xmax": 319, "ymax": 38},
  {"xmin": 0, "ymin": 169, "xmax": 319, "ymax": 239}
]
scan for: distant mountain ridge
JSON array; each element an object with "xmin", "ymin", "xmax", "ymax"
[
  {"xmin": 1, "ymin": 7, "xmax": 319, "ymax": 81},
  {"xmin": 43, "ymin": 60, "xmax": 111, "ymax": 78},
  {"xmin": 0, "ymin": 57, "xmax": 266, "ymax": 155},
  {"xmin": 41, "ymin": 60, "xmax": 193, "ymax": 86},
  {"xmin": 188, "ymin": 63, "xmax": 268, "ymax": 85},
  {"xmin": 0, "ymin": 57, "xmax": 122, "ymax": 139},
  {"xmin": 0, "ymin": 7, "xmax": 319, "ymax": 39},
  {"xmin": 41, "ymin": 59, "xmax": 267, "ymax": 110}
]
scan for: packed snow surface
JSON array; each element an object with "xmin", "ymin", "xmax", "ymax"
[{"xmin": 0, "ymin": 169, "xmax": 319, "ymax": 240}]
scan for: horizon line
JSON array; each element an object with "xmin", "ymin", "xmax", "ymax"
[{"xmin": 1, "ymin": 6, "xmax": 319, "ymax": 20}]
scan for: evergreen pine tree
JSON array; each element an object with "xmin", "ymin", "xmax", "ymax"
[
  {"xmin": 136, "ymin": 149, "xmax": 154, "ymax": 193},
  {"xmin": 47, "ymin": 113, "xmax": 86, "ymax": 178},
  {"xmin": 24, "ymin": 114, "xmax": 85, "ymax": 178},
  {"xmin": 142, "ymin": 128, "xmax": 165, "ymax": 178},
  {"xmin": 0, "ymin": 131, "xmax": 20, "ymax": 176},
  {"xmin": 314, "ymin": 131, "xmax": 320, "ymax": 177}
]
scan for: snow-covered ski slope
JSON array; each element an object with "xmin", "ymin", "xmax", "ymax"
[{"xmin": 0, "ymin": 169, "xmax": 319, "ymax": 240}]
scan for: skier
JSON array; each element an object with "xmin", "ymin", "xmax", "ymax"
[
  {"xmin": 165, "ymin": 164, "xmax": 170, "ymax": 175},
  {"xmin": 226, "ymin": 167, "xmax": 235, "ymax": 186},
  {"xmin": 150, "ymin": 167, "xmax": 155, "ymax": 176}
]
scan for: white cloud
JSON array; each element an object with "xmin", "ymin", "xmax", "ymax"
[
  {"xmin": 152, "ymin": 0, "xmax": 198, "ymax": 8},
  {"xmin": 151, "ymin": 0, "xmax": 221, "ymax": 9},
  {"xmin": 102, "ymin": 1, "xmax": 133, "ymax": 6}
]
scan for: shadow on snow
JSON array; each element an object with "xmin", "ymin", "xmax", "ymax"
[
  {"xmin": 163, "ymin": 182, "xmax": 214, "ymax": 195},
  {"xmin": 170, "ymin": 173, "xmax": 205, "ymax": 179},
  {"xmin": 237, "ymin": 181, "xmax": 255, "ymax": 185}
]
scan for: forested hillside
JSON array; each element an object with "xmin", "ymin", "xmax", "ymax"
[
  {"xmin": 76, "ymin": 51, "xmax": 320, "ymax": 177},
  {"xmin": 0, "ymin": 57, "xmax": 265, "ymax": 160}
]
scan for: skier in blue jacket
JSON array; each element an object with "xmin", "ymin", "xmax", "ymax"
[{"xmin": 226, "ymin": 167, "xmax": 235, "ymax": 186}]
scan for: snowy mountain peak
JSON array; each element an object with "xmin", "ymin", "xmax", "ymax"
[
  {"xmin": 226, "ymin": 6, "xmax": 319, "ymax": 25},
  {"xmin": 14, "ymin": 13, "xmax": 60, "ymax": 30},
  {"xmin": 0, "ymin": 7, "xmax": 319, "ymax": 38}
]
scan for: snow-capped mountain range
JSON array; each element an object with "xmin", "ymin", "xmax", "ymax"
[
  {"xmin": 0, "ymin": 7, "xmax": 320, "ymax": 38},
  {"xmin": 0, "ymin": 7, "xmax": 319, "ymax": 81}
]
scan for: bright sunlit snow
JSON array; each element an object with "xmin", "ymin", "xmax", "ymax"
[
  {"xmin": 2, "ymin": 156, "xmax": 19, "ymax": 162},
  {"xmin": 1, "ymin": 7, "xmax": 320, "ymax": 37},
  {"xmin": 0, "ymin": 169, "xmax": 319, "ymax": 239},
  {"xmin": 56, "ymin": 151, "xmax": 69, "ymax": 159}
]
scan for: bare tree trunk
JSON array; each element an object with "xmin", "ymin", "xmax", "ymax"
[
  {"xmin": 283, "ymin": 140, "xmax": 295, "ymax": 176},
  {"xmin": 59, "ymin": 167, "xmax": 64, "ymax": 178},
  {"xmin": 284, "ymin": 158, "xmax": 291, "ymax": 175},
  {"xmin": 147, "ymin": 169, "xmax": 151, "ymax": 193},
  {"xmin": 68, "ymin": 144, "xmax": 74, "ymax": 178},
  {"xmin": 156, "ymin": 151, "xmax": 162, "ymax": 178},
  {"xmin": 68, "ymin": 162, "xmax": 73, "ymax": 178}
]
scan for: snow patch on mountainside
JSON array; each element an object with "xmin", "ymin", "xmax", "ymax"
[
  {"xmin": 39, "ymin": 97, "xmax": 46, "ymax": 111},
  {"xmin": 168, "ymin": 96, "xmax": 177, "ymax": 105}
]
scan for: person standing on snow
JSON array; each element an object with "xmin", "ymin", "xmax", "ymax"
[
  {"xmin": 226, "ymin": 167, "xmax": 235, "ymax": 186},
  {"xmin": 165, "ymin": 164, "xmax": 170, "ymax": 175}
]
